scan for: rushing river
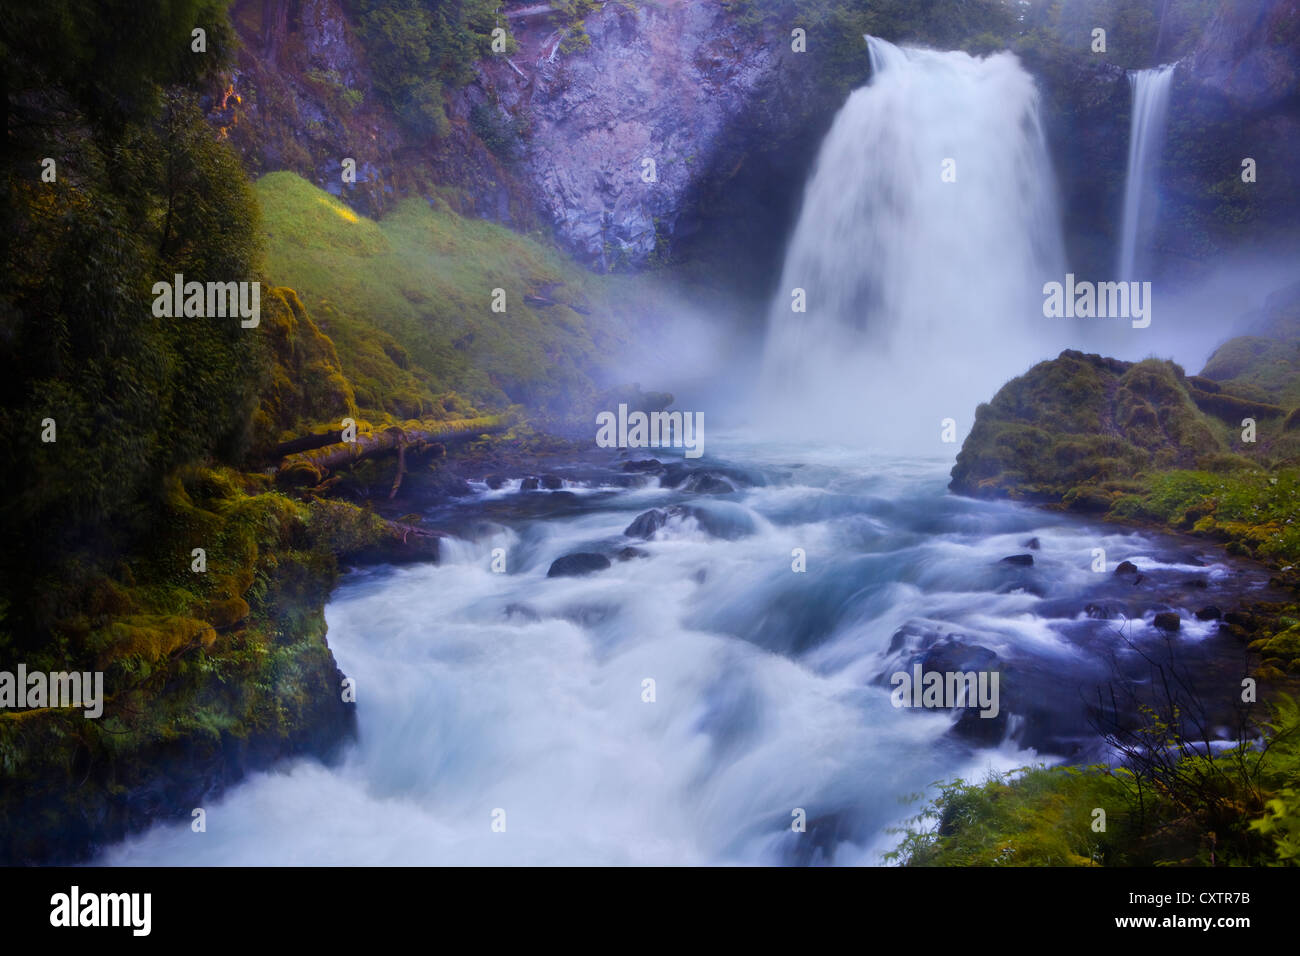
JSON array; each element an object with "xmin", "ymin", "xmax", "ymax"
[
  {"xmin": 95, "ymin": 34, "xmax": 1270, "ymax": 868},
  {"xmin": 100, "ymin": 436, "xmax": 1256, "ymax": 865}
]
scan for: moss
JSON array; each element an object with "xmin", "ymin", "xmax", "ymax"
[
  {"xmin": 894, "ymin": 697, "xmax": 1300, "ymax": 867},
  {"xmin": 951, "ymin": 350, "xmax": 1213, "ymax": 499},
  {"xmin": 253, "ymin": 171, "xmax": 663, "ymax": 429},
  {"xmin": 888, "ymin": 765, "xmax": 1128, "ymax": 866},
  {"xmin": 1260, "ymin": 626, "xmax": 1300, "ymax": 669},
  {"xmin": 0, "ymin": 463, "xmax": 377, "ymax": 863}
]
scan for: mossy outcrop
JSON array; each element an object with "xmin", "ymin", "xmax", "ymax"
[
  {"xmin": 950, "ymin": 286, "xmax": 1300, "ymax": 674},
  {"xmin": 0, "ymin": 466, "xmax": 362, "ymax": 864},
  {"xmin": 949, "ymin": 350, "xmax": 1236, "ymax": 505},
  {"xmin": 954, "ymin": 283, "xmax": 1300, "ymax": 504}
]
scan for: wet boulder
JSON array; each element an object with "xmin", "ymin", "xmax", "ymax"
[
  {"xmin": 625, "ymin": 507, "xmax": 678, "ymax": 539},
  {"xmin": 622, "ymin": 459, "xmax": 663, "ymax": 473},
  {"xmin": 547, "ymin": 553, "xmax": 611, "ymax": 577},
  {"xmin": 1153, "ymin": 611, "xmax": 1181, "ymax": 632},
  {"xmin": 681, "ymin": 471, "xmax": 736, "ymax": 494}
]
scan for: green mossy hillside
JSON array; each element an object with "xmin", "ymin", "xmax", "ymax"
[
  {"xmin": 1200, "ymin": 281, "xmax": 1300, "ymax": 413},
  {"xmin": 254, "ymin": 171, "xmax": 661, "ymax": 428},
  {"xmin": 250, "ymin": 282, "xmax": 491, "ymax": 451},
  {"xmin": 952, "ymin": 282, "xmax": 1300, "ymax": 522}
]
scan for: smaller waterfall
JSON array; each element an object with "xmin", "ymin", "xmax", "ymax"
[{"xmin": 1117, "ymin": 63, "xmax": 1177, "ymax": 281}]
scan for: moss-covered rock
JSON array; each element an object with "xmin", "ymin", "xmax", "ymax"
[
  {"xmin": 0, "ymin": 463, "xmax": 366, "ymax": 863},
  {"xmin": 949, "ymin": 350, "xmax": 1228, "ymax": 501}
]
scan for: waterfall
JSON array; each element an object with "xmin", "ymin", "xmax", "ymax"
[
  {"xmin": 758, "ymin": 37, "xmax": 1063, "ymax": 450},
  {"xmin": 1116, "ymin": 63, "xmax": 1177, "ymax": 282}
]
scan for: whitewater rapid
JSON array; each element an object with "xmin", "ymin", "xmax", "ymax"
[{"xmin": 98, "ymin": 437, "xmax": 1246, "ymax": 866}]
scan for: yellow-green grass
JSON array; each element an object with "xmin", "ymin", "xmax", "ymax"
[{"xmin": 255, "ymin": 172, "xmax": 661, "ymax": 420}]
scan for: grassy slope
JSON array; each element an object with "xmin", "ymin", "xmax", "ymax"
[{"xmin": 254, "ymin": 172, "xmax": 665, "ymax": 426}]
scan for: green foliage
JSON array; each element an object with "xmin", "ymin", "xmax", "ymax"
[
  {"xmin": 2, "ymin": 0, "xmax": 236, "ymax": 135},
  {"xmin": 344, "ymin": 0, "xmax": 506, "ymax": 140},
  {"xmin": 1110, "ymin": 468, "xmax": 1300, "ymax": 565},
  {"xmin": 2, "ymin": 1, "xmax": 265, "ymax": 641},
  {"xmin": 1251, "ymin": 697, "xmax": 1300, "ymax": 864},
  {"xmin": 1016, "ymin": 0, "xmax": 1218, "ymax": 67},
  {"xmin": 1201, "ymin": 290, "xmax": 1300, "ymax": 411},
  {"xmin": 304, "ymin": 69, "xmax": 365, "ymax": 114},
  {"xmin": 721, "ymin": 0, "xmax": 1022, "ymax": 91},
  {"xmin": 469, "ymin": 101, "xmax": 526, "ymax": 160},
  {"xmin": 893, "ymin": 696, "xmax": 1300, "ymax": 867},
  {"xmin": 887, "ymin": 765, "xmax": 1126, "ymax": 866},
  {"xmin": 0, "ymin": 465, "xmax": 363, "ymax": 863}
]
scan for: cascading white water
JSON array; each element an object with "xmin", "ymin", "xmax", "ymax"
[
  {"xmin": 759, "ymin": 37, "xmax": 1064, "ymax": 449},
  {"xmin": 95, "ymin": 437, "xmax": 1241, "ymax": 866},
  {"xmin": 89, "ymin": 38, "xmax": 1245, "ymax": 870},
  {"xmin": 1116, "ymin": 63, "xmax": 1176, "ymax": 282}
]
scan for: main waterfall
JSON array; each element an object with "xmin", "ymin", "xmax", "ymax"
[
  {"xmin": 1116, "ymin": 63, "xmax": 1177, "ymax": 281},
  {"xmin": 759, "ymin": 37, "xmax": 1063, "ymax": 449}
]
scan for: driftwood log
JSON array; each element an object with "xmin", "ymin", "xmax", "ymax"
[{"xmin": 275, "ymin": 414, "xmax": 510, "ymax": 486}]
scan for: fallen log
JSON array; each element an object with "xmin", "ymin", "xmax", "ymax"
[
  {"xmin": 275, "ymin": 414, "xmax": 511, "ymax": 485},
  {"xmin": 270, "ymin": 429, "xmax": 345, "ymax": 459}
]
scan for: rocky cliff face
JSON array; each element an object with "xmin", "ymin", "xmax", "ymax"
[
  {"xmin": 1192, "ymin": 0, "xmax": 1300, "ymax": 112},
  {"xmin": 463, "ymin": 0, "xmax": 826, "ymax": 272},
  {"xmin": 215, "ymin": 0, "xmax": 532, "ymax": 222},
  {"xmin": 1159, "ymin": 0, "xmax": 1300, "ymax": 271},
  {"xmin": 214, "ymin": 0, "xmax": 835, "ymax": 280}
]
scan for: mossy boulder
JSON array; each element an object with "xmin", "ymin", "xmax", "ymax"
[{"xmin": 950, "ymin": 350, "xmax": 1223, "ymax": 500}]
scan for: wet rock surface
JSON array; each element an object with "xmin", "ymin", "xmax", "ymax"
[{"xmin": 874, "ymin": 538, "xmax": 1288, "ymax": 759}]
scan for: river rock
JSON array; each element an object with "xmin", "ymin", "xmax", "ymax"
[
  {"xmin": 625, "ymin": 507, "xmax": 676, "ymax": 539},
  {"xmin": 1000, "ymin": 554, "xmax": 1034, "ymax": 566},
  {"xmin": 680, "ymin": 471, "xmax": 736, "ymax": 494},
  {"xmin": 948, "ymin": 705, "xmax": 1008, "ymax": 748},
  {"xmin": 1153, "ymin": 611, "xmax": 1181, "ymax": 632},
  {"xmin": 546, "ymin": 553, "xmax": 611, "ymax": 578}
]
